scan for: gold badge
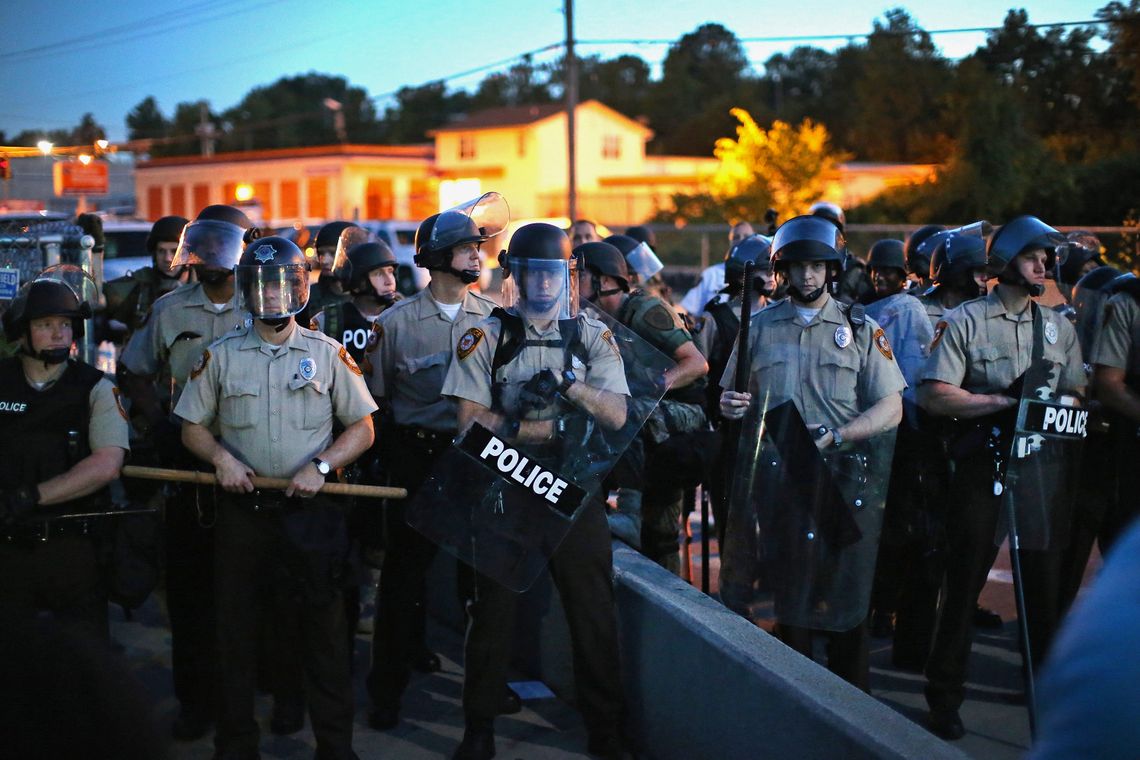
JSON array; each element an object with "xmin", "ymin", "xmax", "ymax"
[
  {"xmin": 930, "ymin": 320, "xmax": 948, "ymax": 351},
  {"xmin": 873, "ymin": 328, "xmax": 894, "ymax": 360},
  {"xmin": 190, "ymin": 349, "xmax": 210, "ymax": 380},
  {"xmin": 112, "ymin": 386, "xmax": 128, "ymax": 421},
  {"xmin": 457, "ymin": 327, "xmax": 484, "ymax": 360},
  {"xmin": 338, "ymin": 346, "xmax": 363, "ymax": 376}
]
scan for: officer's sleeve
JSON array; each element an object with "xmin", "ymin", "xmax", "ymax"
[
  {"xmin": 919, "ymin": 314, "xmax": 969, "ymax": 387},
  {"xmin": 366, "ymin": 313, "xmax": 394, "ymax": 398},
  {"xmin": 88, "ymin": 378, "xmax": 131, "ymax": 452},
  {"xmin": 442, "ymin": 321, "xmax": 495, "ymax": 408},
  {"xmin": 1056, "ymin": 319, "xmax": 1087, "ymax": 394},
  {"xmin": 585, "ymin": 325, "xmax": 629, "ymax": 396},
  {"xmin": 173, "ymin": 346, "xmax": 220, "ymax": 427},
  {"xmin": 859, "ymin": 316, "xmax": 907, "ymax": 404},
  {"xmin": 119, "ymin": 305, "xmax": 161, "ymax": 375},
  {"xmin": 330, "ymin": 344, "xmax": 379, "ymax": 426},
  {"xmin": 1089, "ymin": 294, "xmax": 1134, "ymax": 370}
]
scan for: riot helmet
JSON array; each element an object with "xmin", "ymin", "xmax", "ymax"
[
  {"xmin": 605, "ymin": 233, "xmax": 663, "ymax": 283},
  {"xmin": 235, "ymin": 236, "xmax": 309, "ymax": 323},
  {"xmin": 1055, "ymin": 231, "xmax": 1104, "ymax": 288},
  {"xmin": 328, "ymin": 224, "xmax": 370, "ymax": 287},
  {"xmin": 906, "ymin": 224, "xmax": 946, "ymax": 278},
  {"xmin": 172, "ymin": 204, "xmax": 254, "ymax": 279},
  {"xmin": 625, "ymin": 225, "xmax": 656, "ymax": 251},
  {"xmin": 987, "ymin": 215, "xmax": 1066, "ymax": 296},
  {"xmin": 346, "ymin": 241, "xmax": 399, "ymax": 305},
  {"xmin": 499, "ymin": 223, "xmax": 578, "ymax": 319},
  {"xmin": 927, "ymin": 232, "xmax": 988, "ymax": 299},
  {"xmin": 3, "ymin": 277, "xmax": 92, "ymax": 364},
  {"xmin": 724, "ymin": 235, "xmax": 774, "ymax": 296},
  {"xmin": 809, "ymin": 201, "xmax": 846, "ymax": 232},
  {"xmin": 867, "ymin": 239, "xmax": 907, "ymax": 272},
  {"xmin": 417, "ymin": 193, "xmax": 509, "ymax": 284},
  {"xmin": 147, "ymin": 215, "xmax": 189, "ymax": 278},
  {"xmin": 577, "ymin": 241, "xmax": 630, "ymax": 301},
  {"xmin": 770, "ymin": 215, "xmax": 846, "ymax": 303}
]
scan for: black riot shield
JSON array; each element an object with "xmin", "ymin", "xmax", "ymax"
[
  {"xmin": 996, "ymin": 393, "xmax": 1086, "ymax": 551},
  {"xmin": 720, "ymin": 398, "xmax": 896, "ymax": 632},
  {"xmin": 406, "ymin": 315, "xmax": 673, "ymax": 592}
]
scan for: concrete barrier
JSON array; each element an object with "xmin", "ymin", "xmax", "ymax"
[{"xmin": 428, "ymin": 543, "xmax": 967, "ymax": 760}]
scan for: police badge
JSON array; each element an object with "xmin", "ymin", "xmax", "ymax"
[
  {"xmin": 1044, "ymin": 320, "xmax": 1058, "ymax": 345},
  {"xmin": 253, "ymin": 244, "xmax": 277, "ymax": 263},
  {"xmin": 299, "ymin": 357, "xmax": 317, "ymax": 381},
  {"xmin": 834, "ymin": 325, "xmax": 851, "ymax": 349}
]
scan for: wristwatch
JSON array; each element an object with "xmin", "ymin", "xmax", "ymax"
[
  {"xmin": 829, "ymin": 428, "xmax": 844, "ymax": 449},
  {"xmin": 311, "ymin": 458, "xmax": 332, "ymax": 476},
  {"xmin": 559, "ymin": 369, "xmax": 577, "ymax": 395}
]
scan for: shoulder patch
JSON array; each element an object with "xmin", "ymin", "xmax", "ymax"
[
  {"xmin": 930, "ymin": 320, "xmax": 948, "ymax": 351},
  {"xmin": 457, "ymin": 327, "xmax": 484, "ymax": 360},
  {"xmin": 367, "ymin": 321, "xmax": 383, "ymax": 351},
  {"xmin": 338, "ymin": 346, "xmax": 363, "ymax": 376},
  {"xmin": 309, "ymin": 316, "xmax": 320, "ymax": 331},
  {"xmin": 190, "ymin": 349, "xmax": 210, "ymax": 380},
  {"xmin": 601, "ymin": 329, "xmax": 620, "ymax": 357},
  {"xmin": 112, "ymin": 386, "xmax": 129, "ymax": 421},
  {"xmin": 873, "ymin": 328, "xmax": 894, "ymax": 360},
  {"xmin": 643, "ymin": 303, "xmax": 676, "ymax": 331}
]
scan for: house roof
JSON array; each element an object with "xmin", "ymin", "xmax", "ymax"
[
  {"xmin": 136, "ymin": 143, "xmax": 433, "ymax": 169},
  {"xmin": 428, "ymin": 100, "xmax": 653, "ymax": 138}
]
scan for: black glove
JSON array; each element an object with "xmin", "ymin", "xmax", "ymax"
[
  {"xmin": 1, "ymin": 485, "xmax": 39, "ymax": 525},
  {"xmin": 519, "ymin": 369, "xmax": 560, "ymax": 412}
]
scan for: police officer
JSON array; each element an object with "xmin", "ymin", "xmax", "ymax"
[
  {"xmin": 118, "ymin": 203, "xmax": 254, "ymax": 741},
  {"xmin": 304, "ymin": 221, "xmax": 356, "ymax": 323},
  {"xmin": 442, "ymin": 223, "xmax": 628, "ymax": 760},
  {"xmin": 905, "ymin": 224, "xmax": 947, "ymax": 294},
  {"xmin": 313, "ymin": 239, "xmax": 401, "ymax": 367},
  {"xmin": 719, "ymin": 214, "xmax": 905, "ymax": 690},
  {"xmin": 568, "ymin": 218, "xmax": 602, "ymax": 247},
  {"xmin": 918, "ymin": 216, "xmax": 1085, "ymax": 740},
  {"xmin": 175, "ymin": 235, "xmax": 376, "ymax": 760},
  {"xmin": 578, "ymin": 240, "xmax": 708, "ymax": 571},
  {"xmin": 364, "ymin": 208, "xmax": 500, "ymax": 731},
  {"xmin": 0, "ymin": 279, "xmax": 129, "ymax": 639},
  {"xmin": 918, "ymin": 232, "xmax": 989, "ymax": 326},
  {"xmin": 102, "ymin": 215, "xmax": 189, "ymax": 341},
  {"xmin": 679, "ymin": 220, "xmax": 755, "ymax": 315}
]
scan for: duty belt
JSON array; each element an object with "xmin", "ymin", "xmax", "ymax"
[
  {"xmin": 392, "ymin": 425, "xmax": 455, "ymax": 454},
  {"xmin": 2, "ymin": 518, "xmax": 98, "ymax": 544}
]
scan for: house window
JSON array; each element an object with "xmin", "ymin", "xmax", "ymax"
[
  {"xmin": 603, "ymin": 134, "xmax": 621, "ymax": 159},
  {"xmin": 459, "ymin": 135, "xmax": 476, "ymax": 160}
]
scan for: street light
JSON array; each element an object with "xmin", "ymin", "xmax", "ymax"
[
  {"xmin": 78, "ymin": 154, "xmax": 92, "ymax": 165},
  {"xmin": 95, "ymin": 139, "xmax": 109, "ymax": 152},
  {"xmin": 37, "ymin": 140, "xmax": 53, "ymax": 155}
]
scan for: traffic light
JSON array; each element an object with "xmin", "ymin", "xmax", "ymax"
[{"xmin": 0, "ymin": 156, "xmax": 10, "ymax": 181}]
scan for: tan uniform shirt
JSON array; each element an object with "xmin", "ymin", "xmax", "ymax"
[
  {"xmin": 174, "ymin": 323, "xmax": 377, "ymax": 478},
  {"xmin": 368, "ymin": 289, "xmax": 498, "ymax": 431},
  {"xmin": 1090, "ymin": 292, "xmax": 1140, "ymax": 375},
  {"xmin": 120, "ymin": 282, "xmax": 250, "ymax": 403},
  {"xmin": 922, "ymin": 289, "xmax": 1085, "ymax": 395},
  {"xmin": 721, "ymin": 296, "xmax": 905, "ymax": 429},
  {"xmin": 87, "ymin": 376, "xmax": 132, "ymax": 451},
  {"xmin": 443, "ymin": 311, "xmax": 629, "ymax": 420}
]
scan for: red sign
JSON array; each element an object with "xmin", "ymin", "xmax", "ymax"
[{"xmin": 53, "ymin": 161, "xmax": 109, "ymax": 196}]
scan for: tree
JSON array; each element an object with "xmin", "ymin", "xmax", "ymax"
[
  {"xmin": 71, "ymin": 113, "xmax": 105, "ymax": 146},
  {"xmin": 126, "ymin": 96, "xmax": 169, "ymax": 142},
  {"xmin": 469, "ymin": 55, "xmax": 552, "ymax": 109},
  {"xmin": 546, "ymin": 53, "xmax": 653, "ymax": 119},
  {"xmin": 378, "ymin": 81, "xmax": 470, "ymax": 144}
]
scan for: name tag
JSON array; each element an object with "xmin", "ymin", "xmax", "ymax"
[{"xmin": 458, "ymin": 423, "xmax": 586, "ymax": 518}]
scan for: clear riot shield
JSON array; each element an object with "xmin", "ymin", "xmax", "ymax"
[
  {"xmin": 406, "ymin": 313, "xmax": 672, "ymax": 592},
  {"xmin": 997, "ymin": 383, "xmax": 1086, "ymax": 551},
  {"xmin": 720, "ymin": 397, "xmax": 896, "ymax": 632},
  {"xmin": 429, "ymin": 192, "xmax": 510, "ymax": 252}
]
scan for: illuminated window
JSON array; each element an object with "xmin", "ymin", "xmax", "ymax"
[
  {"xmin": 307, "ymin": 177, "xmax": 328, "ymax": 218},
  {"xmin": 192, "ymin": 184, "xmax": 210, "ymax": 215},
  {"xmin": 459, "ymin": 135, "xmax": 476, "ymax": 160},
  {"xmin": 603, "ymin": 135, "xmax": 621, "ymax": 159},
  {"xmin": 280, "ymin": 180, "xmax": 299, "ymax": 219}
]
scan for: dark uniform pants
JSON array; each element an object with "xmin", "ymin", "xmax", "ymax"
[
  {"xmin": 925, "ymin": 456, "xmax": 1062, "ymax": 714},
  {"xmin": 461, "ymin": 503, "xmax": 624, "ymax": 740},
  {"xmin": 366, "ymin": 426, "xmax": 448, "ymax": 709},
  {"xmin": 164, "ymin": 484, "xmax": 218, "ymax": 717},
  {"xmin": 778, "ymin": 620, "xmax": 871, "ymax": 691},
  {"xmin": 0, "ymin": 532, "xmax": 107, "ymax": 641},
  {"xmin": 213, "ymin": 494, "xmax": 354, "ymax": 758}
]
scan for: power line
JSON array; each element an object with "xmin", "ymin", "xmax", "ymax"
[{"xmin": 369, "ymin": 43, "xmax": 565, "ymax": 102}]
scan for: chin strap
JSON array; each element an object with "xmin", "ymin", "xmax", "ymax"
[
  {"xmin": 788, "ymin": 284, "xmax": 826, "ymax": 303},
  {"xmin": 260, "ymin": 316, "xmax": 291, "ymax": 332}
]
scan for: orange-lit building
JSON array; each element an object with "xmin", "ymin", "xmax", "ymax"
[{"xmin": 134, "ymin": 100, "xmax": 937, "ymax": 226}]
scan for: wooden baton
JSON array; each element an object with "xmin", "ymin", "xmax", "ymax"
[{"xmin": 121, "ymin": 465, "xmax": 407, "ymax": 500}]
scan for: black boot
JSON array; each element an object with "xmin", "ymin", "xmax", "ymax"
[{"xmin": 453, "ymin": 718, "xmax": 495, "ymax": 760}]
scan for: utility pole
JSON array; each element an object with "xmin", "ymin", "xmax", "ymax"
[
  {"xmin": 195, "ymin": 102, "xmax": 216, "ymax": 158},
  {"xmin": 565, "ymin": 0, "xmax": 578, "ymax": 222}
]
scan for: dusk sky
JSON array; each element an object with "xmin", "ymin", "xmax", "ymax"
[{"xmin": 0, "ymin": 0, "xmax": 1109, "ymax": 143}]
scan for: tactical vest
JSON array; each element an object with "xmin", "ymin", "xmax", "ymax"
[
  {"xmin": 0, "ymin": 358, "xmax": 106, "ymax": 510},
  {"xmin": 617, "ymin": 292, "xmax": 707, "ymax": 406},
  {"xmin": 488, "ymin": 307, "xmax": 588, "ymax": 413},
  {"xmin": 703, "ymin": 296, "xmax": 740, "ymax": 410},
  {"xmin": 323, "ymin": 301, "xmax": 376, "ymax": 362}
]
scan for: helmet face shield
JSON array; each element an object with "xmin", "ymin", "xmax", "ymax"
[
  {"xmin": 771, "ymin": 216, "xmax": 846, "ymax": 268},
  {"xmin": 502, "ymin": 256, "xmax": 579, "ymax": 320},
  {"xmin": 173, "ymin": 219, "xmax": 246, "ymax": 269},
  {"xmin": 236, "ymin": 264, "xmax": 309, "ymax": 319},
  {"xmin": 430, "ymin": 192, "xmax": 510, "ymax": 253},
  {"xmin": 37, "ymin": 264, "xmax": 98, "ymax": 314},
  {"xmin": 331, "ymin": 226, "xmax": 372, "ymax": 285},
  {"xmin": 625, "ymin": 241, "xmax": 664, "ymax": 281}
]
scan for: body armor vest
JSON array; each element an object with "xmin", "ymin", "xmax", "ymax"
[{"xmin": 324, "ymin": 301, "xmax": 377, "ymax": 362}]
